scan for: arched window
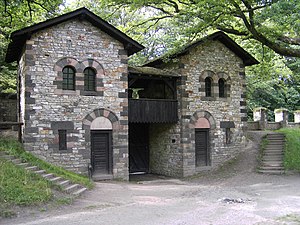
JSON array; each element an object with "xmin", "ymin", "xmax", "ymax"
[
  {"xmin": 62, "ymin": 66, "xmax": 75, "ymax": 90},
  {"xmin": 218, "ymin": 78, "xmax": 225, "ymax": 98},
  {"xmin": 84, "ymin": 67, "xmax": 96, "ymax": 91},
  {"xmin": 205, "ymin": 77, "xmax": 212, "ymax": 97}
]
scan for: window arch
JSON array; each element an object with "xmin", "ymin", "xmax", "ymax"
[
  {"xmin": 84, "ymin": 67, "xmax": 96, "ymax": 91},
  {"xmin": 62, "ymin": 66, "xmax": 75, "ymax": 90},
  {"xmin": 218, "ymin": 78, "xmax": 225, "ymax": 98},
  {"xmin": 205, "ymin": 77, "xmax": 212, "ymax": 97}
]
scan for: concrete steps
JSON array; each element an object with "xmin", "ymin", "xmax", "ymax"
[
  {"xmin": 0, "ymin": 152, "xmax": 88, "ymax": 196},
  {"xmin": 258, "ymin": 133, "xmax": 285, "ymax": 175}
]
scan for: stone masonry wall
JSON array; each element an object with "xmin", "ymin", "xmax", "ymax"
[
  {"xmin": 160, "ymin": 40, "xmax": 247, "ymax": 177},
  {"xmin": 0, "ymin": 95, "xmax": 17, "ymax": 122},
  {"xmin": 20, "ymin": 20, "xmax": 129, "ymax": 179},
  {"xmin": 149, "ymin": 123, "xmax": 182, "ymax": 177}
]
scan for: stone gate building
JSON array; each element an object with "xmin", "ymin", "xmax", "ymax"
[{"xmin": 5, "ymin": 8, "xmax": 258, "ymax": 180}]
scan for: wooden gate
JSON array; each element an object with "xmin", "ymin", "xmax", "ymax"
[
  {"xmin": 129, "ymin": 123, "xmax": 149, "ymax": 173},
  {"xmin": 195, "ymin": 129, "xmax": 210, "ymax": 167},
  {"xmin": 91, "ymin": 130, "xmax": 112, "ymax": 174}
]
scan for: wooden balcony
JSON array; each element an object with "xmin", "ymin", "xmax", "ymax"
[{"xmin": 128, "ymin": 99, "xmax": 178, "ymax": 123}]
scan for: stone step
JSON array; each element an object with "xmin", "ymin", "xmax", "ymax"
[
  {"xmin": 0, "ymin": 153, "xmax": 88, "ymax": 197},
  {"xmin": 260, "ymin": 163, "xmax": 284, "ymax": 168},
  {"xmin": 267, "ymin": 138, "xmax": 285, "ymax": 141},
  {"xmin": 267, "ymin": 141, "xmax": 285, "ymax": 146},
  {"xmin": 260, "ymin": 166, "xmax": 284, "ymax": 170},
  {"xmin": 263, "ymin": 152, "xmax": 284, "ymax": 156},
  {"xmin": 264, "ymin": 149, "xmax": 284, "ymax": 154},
  {"xmin": 263, "ymin": 156, "xmax": 284, "ymax": 160},
  {"xmin": 42, "ymin": 173, "xmax": 54, "ymax": 179},
  {"xmin": 49, "ymin": 176, "xmax": 62, "ymax": 182},
  {"xmin": 266, "ymin": 144, "xmax": 285, "ymax": 147},
  {"xmin": 257, "ymin": 169, "xmax": 285, "ymax": 175},
  {"xmin": 267, "ymin": 137, "xmax": 285, "ymax": 140},
  {"xmin": 265, "ymin": 143, "xmax": 285, "ymax": 146},
  {"xmin": 11, "ymin": 158, "xmax": 22, "ymax": 164},
  {"xmin": 25, "ymin": 166, "xmax": 38, "ymax": 171},
  {"xmin": 64, "ymin": 184, "xmax": 80, "ymax": 193},
  {"xmin": 263, "ymin": 156, "xmax": 283, "ymax": 160},
  {"xmin": 58, "ymin": 180, "xmax": 70, "ymax": 187},
  {"xmin": 34, "ymin": 169, "xmax": 46, "ymax": 174},
  {"xmin": 2, "ymin": 155, "xmax": 14, "ymax": 160},
  {"xmin": 17, "ymin": 162, "xmax": 29, "ymax": 167},
  {"xmin": 261, "ymin": 160, "xmax": 283, "ymax": 165},
  {"xmin": 72, "ymin": 187, "xmax": 87, "ymax": 196},
  {"xmin": 267, "ymin": 133, "xmax": 285, "ymax": 137},
  {"xmin": 267, "ymin": 139, "xmax": 285, "ymax": 142}
]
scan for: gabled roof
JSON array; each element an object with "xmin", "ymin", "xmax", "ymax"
[
  {"xmin": 144, "ymin": 31, "xmax": 259, "ymax": 67},
  {"xmin": 5, "ymin": 7, "xmax": 144, "ymax": 63}
]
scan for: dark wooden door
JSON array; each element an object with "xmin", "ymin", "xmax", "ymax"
[
  {"xmin": 129, "ymin": 123, "xmax": 149, "ymax": 173},
  {"xmin": 195, "ymin": 129, "xmax": 210, "ymax": 167},
  {"xmin": 91, "ymin": 131, "xmax": 112, "ymax": 174}
]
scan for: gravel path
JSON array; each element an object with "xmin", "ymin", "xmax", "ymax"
[{"xmin": 2, "ymin": 135, "xmax": 300, "ymax": 225}]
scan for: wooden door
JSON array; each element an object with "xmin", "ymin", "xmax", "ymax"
[
  {"xmin": 195, "ymin": 129, "xmax": 210, "ymax": 167},
  {"xmin": 91, "ymin": 130, "xmax": 112, "ymax": 174},
  {"xmin": 129, "ymin": 123, "xmax": 149, "ymax": 173}
]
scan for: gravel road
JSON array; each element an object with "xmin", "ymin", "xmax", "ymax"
[{"xmin": 2, "ymin": 135, "xmax": 300, "ymax": 225}]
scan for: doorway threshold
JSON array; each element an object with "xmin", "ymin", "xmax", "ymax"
[
  {"xmin": 92, "ymin": 173, "xmax": 113, "ymax": 181},
  {"xmin": 129, "ymin": 171, "xmax": 147, "ymax": 175}
]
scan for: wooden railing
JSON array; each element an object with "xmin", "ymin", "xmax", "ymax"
[{"xmin": 129, "ymin": 99, "xmax": 178, "ymax": 123}]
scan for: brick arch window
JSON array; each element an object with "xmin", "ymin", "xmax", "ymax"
[
  {"xmin": 218, "ymin": 78, "xmax": 226, "ymax": 98},
  {"xmin": 205, "ymin": 77, "xmax": 213, "ymax": 97},
  {"xmin": 62, "ymin": 66, "xmax": 75, "ymax": 90},
  {"xmin": 84, "ymin": 67, "xmax": 96, "ymax": 91}
]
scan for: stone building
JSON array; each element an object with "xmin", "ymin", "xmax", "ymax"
[{"xmin": 5, "ymin": 8, "xmax": 258, "ymax": 180}]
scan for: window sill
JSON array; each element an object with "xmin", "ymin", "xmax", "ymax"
[{"xmin": 82, "ymin": 91, "xmax": 97, "ymax": 96}]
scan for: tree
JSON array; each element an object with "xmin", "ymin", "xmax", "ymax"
[
  {"xmin": 0, "ymin": 0, "xmax": 64, "ymax": 93},
  {"xmin": 246, "ymin": 43, "xmax": 300, "ymax": 121},
  {"xmin": 96, "ymin": 0, "xmax": 300, "ymax": 58}
]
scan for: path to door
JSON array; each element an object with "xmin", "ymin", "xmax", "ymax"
[{"xmin": 3, "ymin": 138, "xmax": 300, "ymax": 225}]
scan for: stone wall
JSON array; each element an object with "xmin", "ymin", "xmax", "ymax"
[
  {"xmin": 249, "ymin": 107, "xmax": 300, "ymax": 130},
  {"xmin": 159, "ymin": 40, "xmax": 247, "ymax": 176},
  {"xmin": 149, "ymin": 123, "xmax": 182, "ymax": 177},
  {"xmin": 0, "ymin": 94, "xmax": 17, "ymax": 122},
  {"xmin": 20, "ymin": 19, "xmax": 129, "ymax": 179}
]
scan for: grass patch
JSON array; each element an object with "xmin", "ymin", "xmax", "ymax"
[
  {"xmin": 0, "ymin": 159, "xmax": 52, "ymax": 217},
  {"xmin": 54, "ymin": 197, "xmax": 73, "ymax": 206},
  {"xmin": 0, "ymin": 138, "xmax": 93, "ymax": 189},
  {"xmin": 277, "ymin": 128, "xmax": 300, "ymax": 171},
  {"xmin": 276, "ymin": 213, "xmax": 300, "ymax": 223},
  {"xmin": 256, "ymin": 137, "xmax": 268, "ymax": 168}
]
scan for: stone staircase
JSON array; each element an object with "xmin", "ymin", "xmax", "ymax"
[
  {"xmin": 0, "ymin": 152, "xmax": 88, "ymax": 196},
  {"xmin": 258, "ymin": 133, "xmax": 285, "ymax": 175}
]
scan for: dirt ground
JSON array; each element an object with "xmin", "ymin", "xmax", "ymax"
[{"xmin": 2, "ymin": 134, "xmax": 300, "ymax": 225}]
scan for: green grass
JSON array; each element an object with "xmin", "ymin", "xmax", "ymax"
[
  {"xmin": 0, "ymin": 138, "xmax": 94, "ymax": 218},
  {"xmin": 277, "ymin": 128, "xmax": 300, "ymax": 171},
  {"xmin": 0, "ymin": 158, "xmax": 52, "ymax": 217},
  {"xmin": 0, "ymin": 138, "xmax": 93, "ymax": 189},
  {"xmin": 0, "ymin": 159, "xmax": 52, "ymax": 205}
]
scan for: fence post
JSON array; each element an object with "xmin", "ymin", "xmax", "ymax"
[
  {"xmin": 274, "ymin": 108, "xmax": 289, "ymax": 127},
  {"xmin": 294, "ymin": 110, "xmax": 300, "ymax": 123},
  {"xmin": 253, "ymin": 107, "xmax": 268, "ymax": 130}
]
